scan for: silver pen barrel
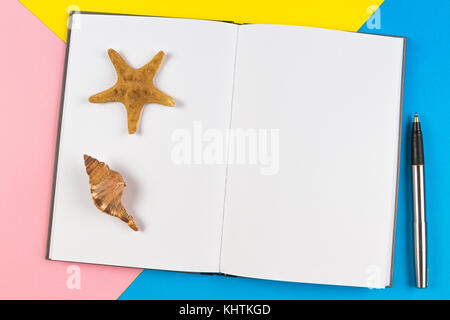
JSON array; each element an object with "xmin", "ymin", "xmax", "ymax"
[
  {"xmin": 412, "ymin": 164, "xmax": 427, "ymax": 288},
  {"xmin": 411, "ymin": 113, "xmax": 427, "ymax": 289}
]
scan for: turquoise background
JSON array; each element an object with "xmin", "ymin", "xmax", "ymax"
[{"xmin": 120, "ymin": 0, "xmax": 450, "ymax": 299}]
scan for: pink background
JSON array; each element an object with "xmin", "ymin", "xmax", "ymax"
[{"xmin": 0, "ymin": 0, "xmax": 141, "ymax": 299}]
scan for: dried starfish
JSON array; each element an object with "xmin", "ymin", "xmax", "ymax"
[
  {"xmin": 83, "ymin": 154, "xmax": 138, "ymax": 231},
  {"xmin": 89, "ymin": 49, "xmax": 175, "ymax": 134}
]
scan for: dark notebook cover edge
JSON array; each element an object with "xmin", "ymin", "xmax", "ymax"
[
  {"xmin": 387, "ymin": 36, "xmax": 407, "ymax": 288},
  {"xmin": 45, "ymin": 14, "xmax": 73, "ymax": 260}
]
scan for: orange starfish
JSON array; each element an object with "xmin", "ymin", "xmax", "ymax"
[{"xmin": 89, "ymin": 49, "xmax": 176, "ymax": 134}]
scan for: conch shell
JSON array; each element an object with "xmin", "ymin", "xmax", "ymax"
[{"xmin": 83, "ymin": 154, "xmax": 138, "ymax": 231}]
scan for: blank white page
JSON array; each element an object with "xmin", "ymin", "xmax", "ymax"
[
  {"xmin": 221, "ymin": 24, "xmax": 404, "ymax": 287},
  {"xmin": 49, "ymin": 14, "xmax": 237, "ymax": 272}
]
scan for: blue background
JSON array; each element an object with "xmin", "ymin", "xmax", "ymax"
[{"xmin": 120, "ymin": 0, "xmax": 450, "ymax": 299}]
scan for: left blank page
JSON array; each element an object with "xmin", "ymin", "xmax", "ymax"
[{"xmin": 48, "ymin": 14, "xmax": 237, "ymax": 272}]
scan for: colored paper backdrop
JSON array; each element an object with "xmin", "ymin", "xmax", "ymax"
[{"xmin": 2, "ymin": 0, "xmax": 450, "ymax": 299}]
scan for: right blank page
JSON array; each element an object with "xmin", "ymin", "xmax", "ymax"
[{"xmin": 221, "ymin": 24, "xmax": 405, "ymax": 288}]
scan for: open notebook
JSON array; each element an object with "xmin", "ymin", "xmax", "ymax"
[{"xmin": 47, "ymin": 12, "xmax": 406, "ymax": 288}]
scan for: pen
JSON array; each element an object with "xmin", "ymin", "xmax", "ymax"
[{"xmin": 411, "ymin": 112, "xmax": 427, "ymax": 288}]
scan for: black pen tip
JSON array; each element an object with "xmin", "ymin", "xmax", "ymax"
[{"xmin": 414, "ymin": 112, "xmax": 419, "ymax": 123}]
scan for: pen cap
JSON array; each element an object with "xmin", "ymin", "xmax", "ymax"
[{"xmin": 411, "ymin": 121, "xmax": 424, "ymax": 165}]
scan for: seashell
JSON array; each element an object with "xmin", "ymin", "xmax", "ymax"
[{"xmin": 83, "ymin": 154, "xmax": 138, "ymax": 231}]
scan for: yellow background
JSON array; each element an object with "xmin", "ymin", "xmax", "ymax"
[{"xmin": 18, "ymin": 0, "xmax": 384, "ymax": 42}]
